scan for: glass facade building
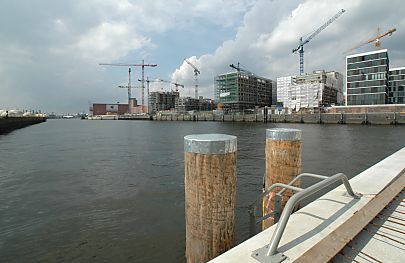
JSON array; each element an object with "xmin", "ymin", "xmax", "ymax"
[
  {"xmin": 346, "ymin": 49, "xmax": 389, "ymax": 105},
  {"xmin": 388, "ymin": 67, "xmax": 405, "ymax": 104},
  {"xmin": 215, "ymin": 72, "xmax": 272, "ymax": 111}
]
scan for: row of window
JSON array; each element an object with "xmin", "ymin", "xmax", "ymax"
[
  {"xmin": 347, "ymin": 59, "xmax": 387, "ymax": 70},
  {"xmin": 347, "ymin": 80, "xmax": 387, "ymax": 88},
  {"xmin": 347, "ymin": 66, "xmax": 387, "ymax": 76},
  {"xmin": 388, "ymin": 91, "xmax": 405, "ymax": 97},
  {"xmin": 347, "ymin": 94, "xmax": 386, "ymax": 105},
  {"xmin": 347, "ymin": 87, "xmax": 387, "ymax": 95},
  {"xmin": 388, "ymin": 75, "xmax": 405, "ymax": 81},
  {"xmin": 389, "ymin": 86, "xmax": 405, "ymax": 91},
  {"xmin": 389, "ymin": 69, "xmax": 405, "ymax": 75},
  {"xmin": 347, "ymin": 53, "xmax": 387, "ymax": 64},
  {"xmin": 347, "ymin": 73, "xmax": 386, "ymax": 82},
  {"xmin": 388, "ymin": 98, "xmax": 404, "ymax": 103},
  {"xmin": 388, "ymin": 97, "xmax": 405, "ymax": 103},
  {"xmin": 388, "ymin": 83, "xmax": 405, "ymax": 90}
]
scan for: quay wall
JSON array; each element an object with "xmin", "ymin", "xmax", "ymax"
[
  {"xmin": 328, "ymin": 104, "xmax": 405, "ymax": 114},
  {"xmin": 154, "ymin": 112, "xmax": 405, "ymax": 125},
  {"xmin": 0, "ymin": 117, "xmax": 47, "ymax": 134}
]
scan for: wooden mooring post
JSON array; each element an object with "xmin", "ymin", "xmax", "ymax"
[
  {"xmin": 263, "ymin": 128, "xmax": 302, "ymax": 229},
  {"xmin": 184, "ymin": 134, "xmax": 237, "ymax": 263}
]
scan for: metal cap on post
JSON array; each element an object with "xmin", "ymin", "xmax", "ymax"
[
  {"xmin": 184, "ymin": 134, "xmax": 237, "ymax": 263},
  {"xmin": 266, "ymin": 128, "xmax": 302, "ymax": 141},
  {"xmin": 263, "ymin": 128, "xmax": 302, "ymax": 230},
  {"xmin": 184, "ymin": 134, "xmax": 237, "ymax": 154}
]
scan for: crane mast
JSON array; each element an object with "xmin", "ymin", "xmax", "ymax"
[
  {"xmin": 292, "ymin": 9, "xmax": 345, "ymax": 75},
  {"xmin": 141, "ymin": 77, "xmax": 162, "ymax": 115},
  {"xmin": 99, "ymin": 60, "xmax": 157, "ymax": 113},
  {"xmin": 184, "ymin": 58, "xmax": 200, "ymax": 99},
  {"xmin": 128, "ymin": 68, "xmax": 131, "ymax": 112},
  {"xmin": 117, "ymin": 68, "xmax": 145, "ymax": 113}
]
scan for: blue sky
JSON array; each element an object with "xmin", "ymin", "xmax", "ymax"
[{"xmin": 0, "ymin": 0, "xmax": 404, "ymax": 113}]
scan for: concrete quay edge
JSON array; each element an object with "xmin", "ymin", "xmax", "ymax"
[{"xmin": 209, "ymin": 147, "xmax": 405, "ymax": 263}]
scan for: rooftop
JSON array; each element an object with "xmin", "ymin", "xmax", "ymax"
[{"xmin": 346, "ymin": 49, "xmax": 388, "ymax": 59}]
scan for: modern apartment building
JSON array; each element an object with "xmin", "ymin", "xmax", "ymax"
[
  {"xmin": 346, "ymin": 49, "xmax": 389, "ymax": 105},
  {"xmin": 214, "ymin": 72, "xmax": 272, "ymax": 111},
  {"xmin": 277, "ymin": 70, "xmax": 343, "ymax": 111},
  {"xmin": 388, "ymin": 67, "xmax": 405, "ymax": 104}
]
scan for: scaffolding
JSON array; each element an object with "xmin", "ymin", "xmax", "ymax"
[
  {"xmin": 149, "ymin": 91, "xmax": 179, "ymax": 114},
  {"xmin": 277, "ymin": 70, "xmax": 343, "ymax": 112},
  {"xmin": 215, "ymin": 72, "xmax": 272, "ymax": 111}
]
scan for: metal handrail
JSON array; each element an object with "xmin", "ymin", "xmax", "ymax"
[
  {"xmin": 277, "ymin": 173, "xmax": 328, "ymax": 196},
  {"xmin": 248, "ymin": 183, "xmax": 302, "ymax": 224},
  {"xmin": 249, "ymin": 173, "xmax": 329, "ymax": 227},
  {"xmin": 265, "ymin": 173, "xmax": 361, "ymax": 258},
  {"xmin": 248, "ymin": 183, "xmax": 303, "ymax": 235}
]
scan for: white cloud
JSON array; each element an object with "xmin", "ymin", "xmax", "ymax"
[
  {"xmin": 1, "ymin": 0, "xmax": 404, "ymax": 112},
  {"xmin": 171, "ymin": 0, "xmax": 405, "ymax": 99},
  {"xmin": 75, "ymin": 22, "xmax": 151, "ymax": 61}
]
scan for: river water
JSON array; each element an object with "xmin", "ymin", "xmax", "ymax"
[{"xmin": 1, "ymin": 120, "xmax": 405, "ymax": 262}]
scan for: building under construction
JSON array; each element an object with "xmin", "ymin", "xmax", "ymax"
[
  {"xmin": 149, "ymin": 91, "xmax": 179, "ymax": 114},
  {"xmin": 277, "ymin": 70, "xmax": 343, "ymax": 112},
  {"xmin": 175, "ymin": 97, "xmax": 217, "ymax": 113},
  {"xmin": 214, "ymin": 72, "xmax": 273, "ymax": 111}
]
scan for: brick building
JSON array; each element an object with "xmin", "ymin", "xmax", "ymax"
[{"xmin": 90, "ymin": 98, "xmax": 141, "ymax": 115}]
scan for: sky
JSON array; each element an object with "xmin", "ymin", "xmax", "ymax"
[{"xmin": 0, "ymin": 0, "xmax": 404, "ymax": 114}]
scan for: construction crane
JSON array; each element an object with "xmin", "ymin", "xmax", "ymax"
[
  {"xmin": 140, "ymin": 78, "xmax": 183, "ymax": 93},
  {"xmin": 229, "ymin": 62, "xmax": 254, "ymax": 75},
  {"xmin": 136, "ymin": 78, "xmax": 184, "ymax": 114},
  {"xmin": 159, "ymin": 79, "xmax": 184, "ymax": 92},
  {"xmin": 293, "ymin": 9, "xmax": 346, "ymax": 75},
  {"xmin": 345, "ymin": 28, "xmax": 397, "ymax": 54},
  {"xmin": 184, "ymin": 58, "xmax": 200, "ymax": 99},
  {"xmin": 116, "ymin": 68, "xmax": 135, "ymax": 113},
  {"xmin": 137, "ymin": 77, "xmax": 162, "ymax": 115},
  {"xmin": 99, "ymin": 59, "xmax": 157, "ymax": 113}
]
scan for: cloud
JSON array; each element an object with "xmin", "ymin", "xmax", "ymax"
[
  {"xmin": 0, "ymin": 0, "xmax": 256, "ymax": 112},
  {"xmin": 172, "ymin": 0, "xmax": 405, "ymax": 99},
  {"xmin": 1, "ymin": 0, "xmax": 404, "ymax": 112},
  {"xmin": 75, "ymin": 22, "xmax": 151, "ymax": 61}
]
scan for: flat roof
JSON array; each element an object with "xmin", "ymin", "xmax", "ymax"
[
  {"xmin": 390, "ymin": 66, "xmax": 405, "ymax": 71},
  {"xmin": 346, "ymin": 49, "xmax": 388, "ymax": 59},
  {"xmin": 216, "ymin": 71, "xmax": 273, "ymax": 81}
]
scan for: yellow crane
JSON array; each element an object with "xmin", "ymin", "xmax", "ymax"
[{"xmin": 345, "ymin": 28, "xmax": 396, "ymax": 53}]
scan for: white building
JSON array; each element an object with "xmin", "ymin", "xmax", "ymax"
[{"xmin": 277, "ymin": 70, "xmax": 343, "ymax": 112}]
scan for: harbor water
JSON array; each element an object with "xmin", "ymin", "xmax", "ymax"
[{"xmin": 1, "ymin": 120, "xmax": 405, "ymax": 262}]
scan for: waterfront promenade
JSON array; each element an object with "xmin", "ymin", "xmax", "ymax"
[{"xmin": 210, "ymin": 146, "xmax": 405, "ymax": 262}]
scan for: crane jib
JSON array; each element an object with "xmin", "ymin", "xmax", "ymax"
[{"xmin": 293, "ymin": 8, "xmax": 345, "ymax": 74}]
